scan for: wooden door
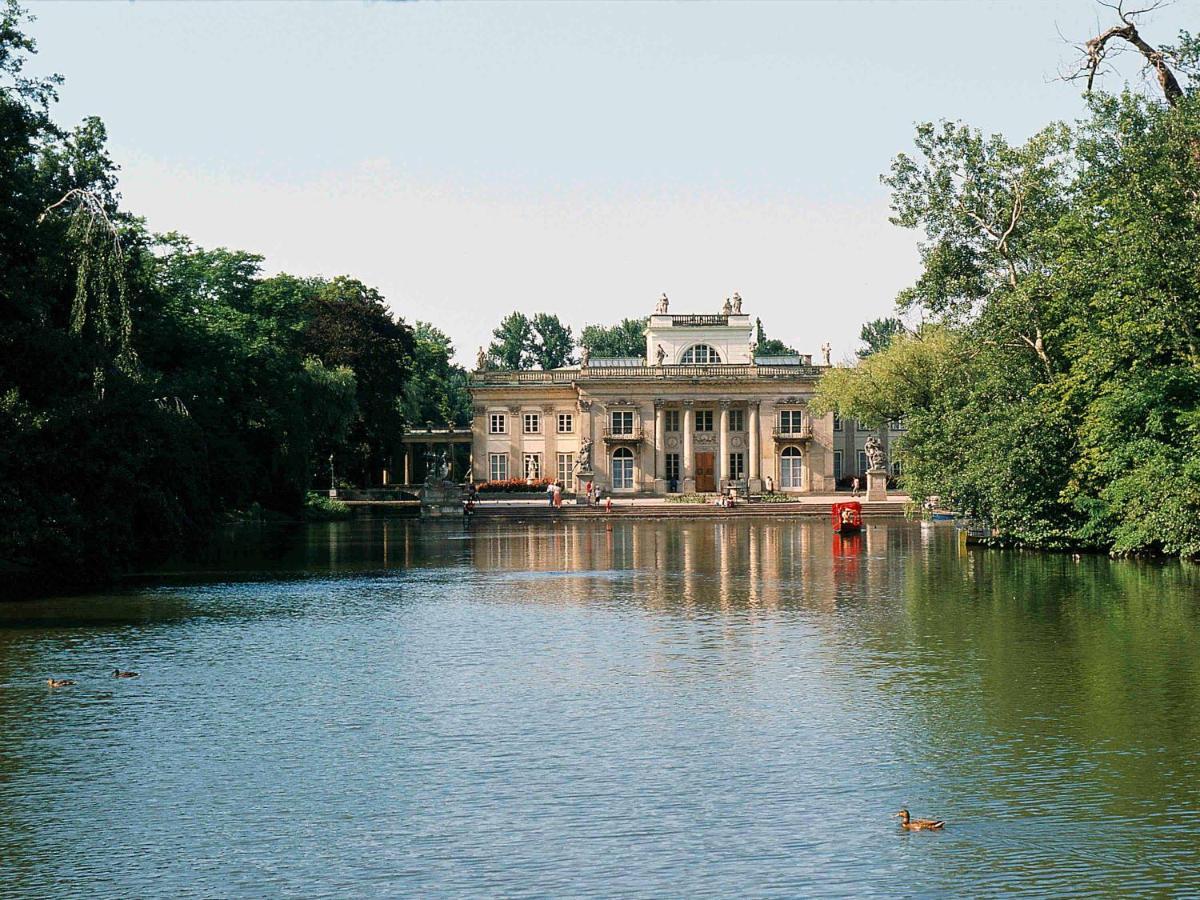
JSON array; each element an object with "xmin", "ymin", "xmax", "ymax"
[{"xmin": 695, "ymin": 452, "xmax": 715, "ymax": 492}]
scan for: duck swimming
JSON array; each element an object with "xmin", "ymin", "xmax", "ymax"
[
  {"xmin": 112, "ymin": 669, "xmax": 139, "ymax": 678},
  {"xmin": 894, "ymin": 808, "xmax": 944, "ymax": 830},
  {"xmin": 46, "ymin": 678, "xmax": 76, "ymax": 688}
]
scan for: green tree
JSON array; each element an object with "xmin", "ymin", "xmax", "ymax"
[
  {"xmin": 857, "ymin": 317, "xmax": 906, "ymax": 358},
  {"xmin": 402, "ymin": 321, "xmax": 471, "ymax": 428},
  {"xmin": 580, "ymin": 318, "xmax": 647, "ymax": 359},
  {"xmin": 530, "ymin": 312, "xmax": 575, "ymax": 369},
  {"xmin": 488, "ymin": 311, "xmax": 534, "ymax": 370},
  {"xmin": 752, "ymin": 317, "xmax": 797, "ymax": 356}
]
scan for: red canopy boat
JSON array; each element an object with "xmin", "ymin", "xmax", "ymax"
[{"xmin": 832, "ymin": 500, "xmax": 863, "ymax": 534}]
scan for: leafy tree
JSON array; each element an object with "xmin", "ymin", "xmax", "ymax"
[
  {"xmin": 487, "ymin": 311, "xmax": 534, "ymax": 370},
  {"xmin": 402, "ymin": 321, "xmax": 471, "ymax": 428},
  {"xmin": 530, "ymin": 312, "xmax": 575, "ymax": 369},
  {"xmin": 752, "ymin": 317, "xmax": 797, "ymax": 357},
  {"xmin": 857, "ymin": 317, "xmax": 906, "ymax": 358},
  {"xmin": 580, "ymin": 318, "xmax": 647, "ymax": 359}
]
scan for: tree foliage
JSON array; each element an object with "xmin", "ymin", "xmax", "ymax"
[
  {"xmin": 857, "ymin": 317, "xmax": 906, "ymax": 358},
  {"xmin": 580, "ymin": 318, "xmax": 647, "ymax": 359},
  {"xmin": 753, "ymin": 317, "xmax": 797, "ymax": 356}
]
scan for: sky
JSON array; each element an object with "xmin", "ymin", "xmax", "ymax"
[{"xmin": 24, "ymin": 1, "xmax": 1195, "ymax": 365}]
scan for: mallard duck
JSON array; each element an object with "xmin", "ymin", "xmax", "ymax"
[
  {"xmin": 112, "ymin": 669, "xmax": 139, "ymax": 678},
  {"xmin": 894, "ymin": 808, "xmax": 944, "ymax": 830},
  {"xmin": 46, "ymin": 678, "xmax": 76, "ymax": 688}
]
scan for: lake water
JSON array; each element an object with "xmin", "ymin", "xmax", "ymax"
[{"xmin": 2, "ymin": 515, "xmax": 1199, "ymax": 897}]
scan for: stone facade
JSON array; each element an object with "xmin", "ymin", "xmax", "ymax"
[{"xmin": 469, "ymin": 303, "xmax": 837, "ymax": 495}]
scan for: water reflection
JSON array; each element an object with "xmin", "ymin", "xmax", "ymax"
[{"xmin": 1, "ymin": 515, "xmax": 1199, "ymax": 896}]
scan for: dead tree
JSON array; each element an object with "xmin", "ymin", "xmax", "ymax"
[{"xmin": 1064, "ymin": 1, "xmax": 1186, "ymax": 106}]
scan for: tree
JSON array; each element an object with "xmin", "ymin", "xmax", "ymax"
[
  {"xmin": 402, "ymin": 321, "xmax": 471, "ymax": 428},
  {"xmin": 530, "ymin": 312, "xmax": 575, "ymax": 369},
  {"xmin": 580, "ymin": 318, "xmax": 647, "ymax": 359},
  {"xmin": 487, "ymin": 311, "xmax": 534, "ymax": 370},
  {"xmin": 857, "ymin": 317, "xmax": 906, "ymax": 358},
  {"xmin": 752, "ymin": 317, "xmax": 798, "ymax": 357}
]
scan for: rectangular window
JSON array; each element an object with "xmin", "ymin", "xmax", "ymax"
[
  {"xmin": 729, "ymin": 409, "xmax": 744, "ymax": 432},
  {"xmin": 858, "ymin": 450, "xmax": 868, "ymax": 475},
  {"xmin": 729, "ymin": 452, "xmax": 745, "ymax": 480},
  {"xmin": 856, "ymin": 419, "xmax": 871, "ymax": 432},
  {"xmin": 833, "ymin": 414, "xmax": 843, "ymax": 432},
  {"xmin": 611, "ymin": 410, "xmax": 634, "ymax": 435},
  {"xmin": 523, "ymin": 413, "xmax": 540, "ymax": 434},
  {"xmin": 833, "ymin": 450, "xmax": 843, "ymax": 481},
  {"xmin": 523, "ymin": 453, "xmax": 542, "ymax": 480},
  {"xmin": 695, "ymin": 410, "xmax": 714, "ymax": 432},
  {"xmin": 557, "ymin": 413, "xmax": 573, "ymax": 433},
  {"xmin": 489, "ymin": 413, "xmax": 506, "ymax": 434},
  {"xmin": 489, "ymin": 453, "xmax": 508, "ymax": 481},
  {"xmin": 778, "ymin": 410, "xmax": 805, "ymax": 434},
  {"xmin": 558, "ymin": 453, "xmax": 575, "ymax": 490},
  {"xmin": 665, "ymin": 410, "xmax": 680, "ymax": 432},
  {"xmin": 665, "ymin": 453, "xmax": 681, "ymax": 483},
  {"xmin": 889, "ymin": 417, "xmax": 905, "ymax": 431}
]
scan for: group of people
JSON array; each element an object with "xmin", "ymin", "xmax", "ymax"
[{"xmin": 553, "ymin": 480, "xmax": 613, "ymax": 511}]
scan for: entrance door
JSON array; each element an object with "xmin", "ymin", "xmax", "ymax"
[{"xmin": 695, "ymin": 452, "xmax": 716, "ymax": 492}]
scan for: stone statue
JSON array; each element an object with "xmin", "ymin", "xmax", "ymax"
[
  {"xmin": 580, "ymin": 346, "xmax": 590, "ymax": 367},
  {"xmin": 655, "ymin": 343, "xmax": 666, "ymax": 366},
  {"xmin": 820, "ymin": 342, "xmax": 831, "ymax": 366},
  {"xmin": 525, "ymin": 455, "xmax": 538, "ymax": 481},
  {"xmin": 655, "ymin": 293, "xmax": 669, "ymax": 314},
  {"xmin": 731, "ymin": 292, "xmax": 742, "ymax": 314},
  {"xmin": 576, "ymin": 437, "xmax": 593, "ymax": 473},
  {"xmin": 864, "ymin": 435, "xmax": 886, "ymax": 471},
  {"xmin": 722, "ymin": 297, "xmax": 733, "ymax": 315},
  {"xmin": 476, "ymin": 346, "xmax": 487, "ymax": 370},
  {"xmin": 424, "ymin": 447, "xmax": 450, "ymax": 485}
]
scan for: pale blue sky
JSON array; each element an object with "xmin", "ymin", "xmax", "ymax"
[{"xmin": 26, "ymin": 1, "xmax": 1195, "ymax": 363}]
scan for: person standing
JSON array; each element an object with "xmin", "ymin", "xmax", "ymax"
[
  {"xmin": 546, "ymin": 481, "xmax": 555, "ymax": 507},
  {"xmin": 604, "ymin": 494, "xmax": 613, "ymax": 513},
  {"xmin": 586, "ymin": 481, "xmax": 595, "ymax": 506},
  {"xmin": 852, "ymin": 476, "xmax": 861, "ymax": 497},
  {"xmin": 553, "ymin": 481, "xmax": 562, "ymax": 509}
]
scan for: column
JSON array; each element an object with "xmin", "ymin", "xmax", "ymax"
[
  {"xmin": 682, "ymin": 400, "xmax": 695, "ymax": 493},
  {"xmin": 653, "ymin": 401, "xmax": 666, "ymax": 494},
  {"xmin": 748, "ymin": 402, "xmax": 761, "ymax": 487},
  {"xmin": 718, "ymin": 400, "xmax": 730, "ymax": 486},
  {"xmin": 542, "ymin": 405, "xmax": 556, "ymax": 486},
  {"xmin": 403, "ymin": 447, "xmax": 411, "ymax": 485}
]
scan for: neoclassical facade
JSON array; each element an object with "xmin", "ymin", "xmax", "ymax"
[{"xmin": 469, "ymin": 299, "xmax": 842, "ymax": 494}]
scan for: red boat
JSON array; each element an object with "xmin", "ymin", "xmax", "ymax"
[{"xmin": 832, "ymin": 500, "xmax": 863, "ymax": 534}]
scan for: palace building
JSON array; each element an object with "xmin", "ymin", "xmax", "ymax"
[{"xmin": 468, "ymin": 296, "xmax": 901, "ymax": 495}]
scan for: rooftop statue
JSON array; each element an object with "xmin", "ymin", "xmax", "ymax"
[
  {"xmin": 820, "ymin": 342, "xmax": 831, "ymax": 366},
  {"xmin": 476, "ymin": 346, "xmax": 487, "ymax": 370},
  {"xmin": 580, "ymin": 346, "xmax": 590, "ymax": 366},
  {"xmin": 732, "ymin": 292, "xmax": 743, "ymax": 314},
  {"xmin": 655, "ymin": 343, "xmax": 666, "ymax": 366},
  {"xmin": 722, "ymin": 297, "xmax": 733, "ymax": 315},
  {"xmin": 655, "ymin": 293, "xmax": 669, "ymax": 314}
]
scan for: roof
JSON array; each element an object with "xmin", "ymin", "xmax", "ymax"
[
  {"xmin": 587, "ymin": 357, "xmax": 646, "ymax": 367},
  {"xmin": 754, "ymin": 354, "xmax": 809, "ymax": 366}
]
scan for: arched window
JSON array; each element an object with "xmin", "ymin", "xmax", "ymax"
[
  {"xmin": 680, "ymin": 344, "xmax": 721, "ymax": 364},
  {"xmin": 780, "ymin": 446, "xmax": 803, "ymax": 490},
  {"xmin": 611, "ymin": 447, "xmax": 634, "ymax": 490}
]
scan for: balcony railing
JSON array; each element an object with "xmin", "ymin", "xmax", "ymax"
[
  {"xmin": 772, "ymin": 423, "xmax": 813, "ymax": 441},
  {"xmin": 601, "ymin": 425, "xmax": 644, "ymax": 442},
  {"xmin": 471, "ymin": 363, "xmax": 824, "ymax": 385}
]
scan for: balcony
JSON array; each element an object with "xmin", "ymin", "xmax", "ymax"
[
  {"xmin": 772, "ymin": 423, "xmax": 812, "ymax": 442},
  {"xmin": 602, "ymin": 425, "xmax": 644, "ymax": 443}
]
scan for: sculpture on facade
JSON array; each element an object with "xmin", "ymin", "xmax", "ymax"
[
  {"xmin": 722, "ymin": 297, "xmax": 733, "ymax": 315},
  {"xmin": 731, "ymin": 292, "xmax": 743, "ymax": 314},
  {"xmin": 655, "ymin": 293, "xmax": 669, "ymax": 314},
  {"xmin": 820, "ymin": 342, "xmax": 832, "ymax": 366},
  {"xmin": 576, "ymin": 437, "xmax": 593, "ymax": 473},
  {"xmin": 864, "ymin": 435, "xmax": 886, "ymax": 471},
  {"xmin": 476, "ymin": 346, "xmax": 487, "ymax": 370},
  {"xmin": 655, "ymin": 343, "xmax": 666, "ymax": 366},
  {"xmin": 424, "ymin": 448, "xmax": 451, "ymax": 485},
  {"xmin": 580, "ymin": 346, "xmax": 590, "ymax": 367}
]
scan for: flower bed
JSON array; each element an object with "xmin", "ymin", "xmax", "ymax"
[{"xmin": 474, "ymin": 478, "xmax": 555, "ymax": 494}]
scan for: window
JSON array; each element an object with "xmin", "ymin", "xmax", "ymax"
[
  {"xmin": 558, "ymin": 453, "xmax": 575, "ymax": 490},
  {"xmin": 523, "ymin": 453, "xmax": 541, "ymax": 480},
  {"xmin": 695, "ymin": 410, "xmax": 714, "ymax": 432},
  {"xmin": 680, "ymin": 344, "xmax": 721, "ymax": 364},
  {"xmin": 612, "ymin": 447, "xmax": 634, "ymax": 490},
  {"xmin": 665, "ymin": 453, "xmax": 681, "ymax": 484},
  {"xmin": 665, "ymin": 410, "xmax": 680, "ymax": 432},
  {"xmin": 489, "ymin": 413, "xmax": 506, "ymax": 434},
  {"xmin": 558, "ymin": 413, "xmax": 574, "ymax": 433},
  {"xmin": 857, "ymin": 450, "xmax": 868, "ymax": 475},
  {"xmin": 778, "ymin": 410, "xmax": 805, "ymax": 434},
  {"xmin": 856, "ymin": 419, "xmax": 871, "ymax": 432},
  {"xmin": 833, "ymin": 414, "xmax": 843, "ymax": 432},
  {"xmin": 890, "ymin": 417, "xmax": 905, "ymax": 431},
  {"xmin": 523, "ymin": 413, "xmax": 540, "ymax": 434},
  {"xmin": 489, "ymin": 453, "xmax": 508, "ymax": 481},
  {"xmin": 610, "ymin": 410, "xmax": 634, "ymax": 435},
  {"xmin": 729, "ymin": 409, "xmax": 744, "ymax": 432},
  {"xmin": 833, "ymin": 450, "xmax": 843, "ymax": 481},
  {"xmin": 780, "ymin": 446, "xmax": 803, "ymax": 489},
  {"xmin": 729, "ymin": 452, "xmax": 745, "ymax": 480}
]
